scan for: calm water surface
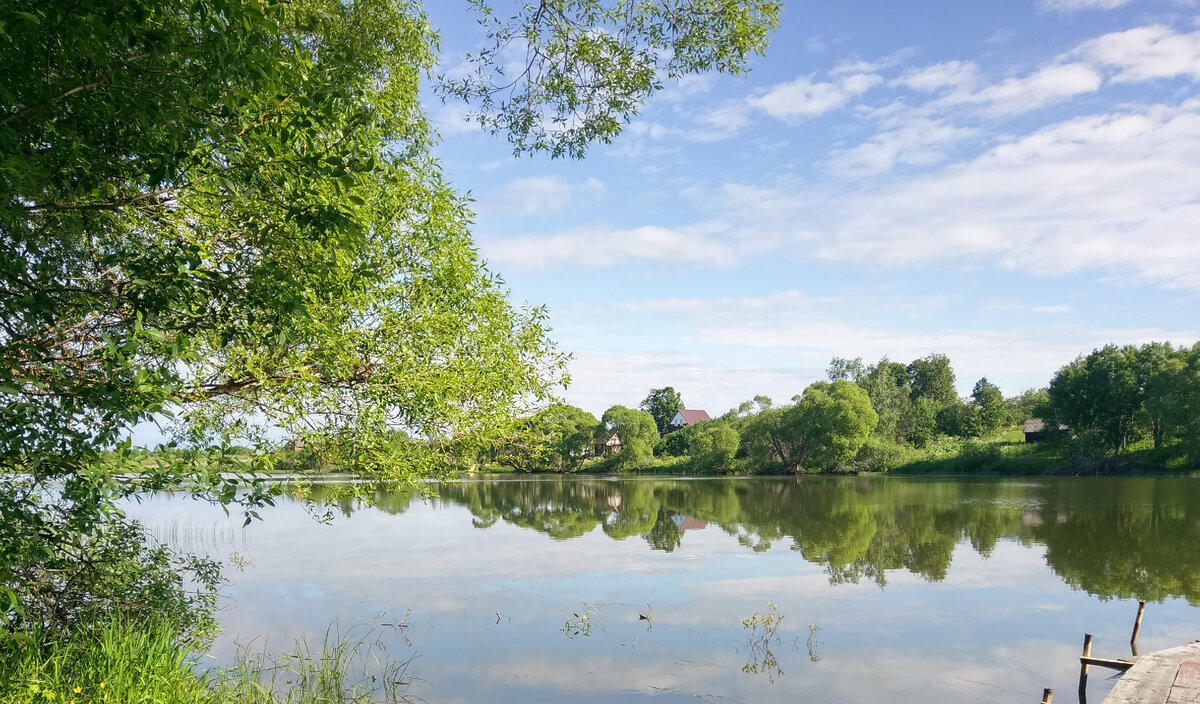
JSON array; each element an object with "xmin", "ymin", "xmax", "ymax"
[{"xmin": 128, "ymin": 476, "xmax": 1200, "ymax": 704}]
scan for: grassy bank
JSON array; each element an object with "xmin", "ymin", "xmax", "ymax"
[{"xmin": 0, "ymin": 621, "xmax": 413, "ymax": 704}]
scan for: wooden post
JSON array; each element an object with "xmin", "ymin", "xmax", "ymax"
[
  {"xmin": 1041, "ymin": 687, "xmax": 1054, "ymax": 703},
  {"xmin": 1130, "ymin": 601, "xmax": 1145, "ymax": 655},
  {"xmin": 1079, "ymin": 633, "xmax": 1093, "ymax": 694}
]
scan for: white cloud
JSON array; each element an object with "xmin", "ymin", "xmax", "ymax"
[
  {"xmin": 1078, "ymin": 25, "xmax": 1200, "ymax": 82},
  {"xmin": 828, "ymin": 118, "xmax": 978, "ymax": 176},
  {"xmin": 656, "ymin": 73, "xmax": 718, "ymax": 104},
  {"xmin": 747, "ymin": 73, "xmax": 883, "ymax": 120},
  {"xmin": 485, "ymin": 176, "xmax": 572, "ymax": 215},
  {"xmin": 482, "ymin": 223, "xmax": 735, "ymax": 271},
  {"xmin": 692, "ymin": 102, "xmax": 753, "ymax": 141},
  {"xmin": 897, "ymin": 61, "xmax": 980, "ymax": 93},
  {"xmin": 570, "ymin": 288, "xmax": 1198, "ymax": 404},
  {"xmin": 943, "ymin": 62, "xmax": 1103, "ymax": 115},
  {"xmin": 813, "ymin": 100, "xmax": 1200, "ymax": 290},
  {"xmin": 560, "ymin": 348, "xmax": 809, "ymax": 418},
  {"xmin": 494, "ymin": 96, "xmax": 1200, "ymax": 293},
  {"xmin": 484, "ymin": 176, "xmax": 605, "ymax": 216},
  {"xmin": 1041, "ymin": 0, "xmax": 1133, "ymax": 11}
]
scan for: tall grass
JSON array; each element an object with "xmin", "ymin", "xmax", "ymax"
[
  {"xmin": 0, "ymin": 621, "xmax": 215, "ymax": 704},
  {"xmin": 0, "ymin": 622, "xmax": 415, "ymax": 704}
]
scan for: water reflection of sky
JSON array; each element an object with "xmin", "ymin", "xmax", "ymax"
[{"xmin": 127, "ymin": 478, "xmax": 1200, "ymax": 704}]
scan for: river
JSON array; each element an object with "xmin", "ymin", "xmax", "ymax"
[{"xmin": 129, "ymin": 475, "xmax": 1200, "ymax": 703}]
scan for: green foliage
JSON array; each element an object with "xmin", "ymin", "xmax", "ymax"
[
  {"xmin": 600, "ymin": 405, "xmax": 658, "ymax": 470},
  {"xmin": 795, "ymin": 381, "xmax": 878, "ymax": 472},
  {"xmin": 907, "ymin": 353, "xmax": 957, "ymax": 406},
  {"xmin": 0, "ymin": 620, "xmax": 416, "ymax": 704},
  {"xmin": 740, "ymin": 602, "xmax": 783, "ymax": 680},
  {"xmin": 741, "ymin": 381, "xmax": 876, "ymax": 473},
  {"xmin": 441, "ymin": 0, "xmax": 781, "ymax": 158},
  {"xmin": 659, "ymin": 423, "xmax": 699, "ymax": 456},
  {"xmin": 902, "ymin": 397, "xmax": 939, "ymax": 449},
  {"xmin": 1137, "ymin": 341, "xmax": 1187, "ymax": 449},
  {"xmin": 0, "ymin": 0, "xmax": 784, "ymax": 643},
  {"xmin": 1050, "ymin": 344, "xmax": 1146, "ymax": 455},
  {"xmin": 1, "ymin": 620, "xmax": 215, "ymax": 704},
  {"xmin": 936, "ymin": 401, "xmax": 981, "ymax": 439},
  {"xmin": 0, "ymin": 479, "xmax": 219, "ymax": 640},
  {"xmin": 1006, "ymin": 388, "xmax": 1052, "ymax": 426},
  {"xmin": 826, "ymin": 357, "xmax": 865, "ymax": 382},
  {"xmin": 639, "ymin": 387, "xmax": 684, "ymax": 435},
  {"xmin": 1, "ymin": 0, "xmax": 565, "ymax": 496},
  {"xmin": 971, "ymin": 377, "xmax": 1006, "ymax": 436},
  {"xmin": 495, "ymin": 404, "xmax": 598, "ymax": 473},
  {"xmin": 857, "ymin": 357, "xmax": 911, "ymax": 443},
  {"xmin": 687, "ymin": 422, "xmax": 740, "ymax": 473}
]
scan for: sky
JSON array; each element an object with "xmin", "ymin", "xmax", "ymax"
[{"xmin": 424, "ymin": 0, "xmax": 1200, "ymax": 420}]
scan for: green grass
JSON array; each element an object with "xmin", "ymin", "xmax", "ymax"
[
  {"xmin": 1, "ymin": 622, "xmax": 215, "ymax": 704},
  {"xmin": 0, "ymin": 622, "xmax": 415, "ymax": 704}
]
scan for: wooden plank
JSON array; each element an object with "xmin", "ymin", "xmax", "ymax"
[
  {"xmin": 1080, "ymin": 656, "xmax": 1137, "ymax": 671},
  {"xmin": 1102, "ymin": 643, "xmax": 1200, "ymax": 704}
]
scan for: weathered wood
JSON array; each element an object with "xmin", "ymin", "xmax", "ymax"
[
  {"xmin": 1080, "ymin": 656, "xmax": 1137, "ymax": 671},
  {"xmin": 1080, "ymin": 633, "xmax": 1099, "ymax": 695},
  {"xmin": 1102, "ymin": 642, "xmax": 1200, "ymax": 704},
  {"xmin": 1130, "ymin": 601, "xmax": 1146, "ymax": 656}
]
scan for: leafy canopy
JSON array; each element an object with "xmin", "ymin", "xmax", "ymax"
[
  {"xmin": 442, "ymin": 0, "xmax": 781, "ymax": 158},
  {"xmin": 640, "ymin": 386, "xmax": 684, "ymax": 435},
  {"xmin": 0, "ymin": 0, "xmax": 780, "ymax": 633}
]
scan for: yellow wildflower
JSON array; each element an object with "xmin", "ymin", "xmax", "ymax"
[
  {"xmin": 99, "ymin": 682, "xmax": 106, "ymax": 689},
  {"xmin": 73, "ymin": 687, "xmax": 81, "ymax": 694}
]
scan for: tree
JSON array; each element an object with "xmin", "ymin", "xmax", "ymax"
[
  {"xmin": 908, "ymin": 354, "xmax": 958, "ymax": 406},
  {"xmin": 601, "ymin": 405, "xmax": 659, "ymax": 469},
  {"xmin": 827, "ymin": 357, "xmax": 865, "ymax": 383},
  {"xmin": 1177, "ymin": 343, "xmax": 1200, "ymax": 455},
  {"xmin": 858, "ymin": 357, "xmax": 911, "ymax": 443},
  {"xmin": 688, "ymin": 422, "xmax": 740, "ymax": 473},
  {"xmin": 793, "ymin": 381, "xmax": 877, "ymax": 472},
  {"xmin": 0, "ymin": 0, "xmax": 780, "ymax": 633},
  {"xmin": 741, "ymin": 382, "xmax": 876, "ymax": 473},
  {"xmin": 902, "ymin": 398, "xmax": 939, "ymax": 448},
  {"xmin": 971, "ymin": 377, "xmax": 1006, "ymax": 436},
  {"xmin": 1006, "ymin": 388, "xmax": 1052, "ymax": 426},
  {"xmin": 1049, "ymin": 345, "xmax": 1142, "ymax": 455},
  {"xmin": 936, "ymin": 401, "xmax": 981, "ymax": 438},
  {"xmin": 497, "ymin": 404, "xmax": 598, "ymax": 472},
  {"xmin": 1135, "ymin": 342, "xmax": 1186, "ymax": 449},
  {"xmin": 442, "ymin": 0, "xmax": 781, "ymax": 158},
  {"xmin": 640, "ymin": 387, "xmax": 684, "ymax": 435}
]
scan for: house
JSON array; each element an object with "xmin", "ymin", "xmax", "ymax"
[
  {"xmin": 595, "ymin": 432, "xmax": 622, "ymax": 456},
  {"xmin": 667, "ymin": 409, "xmax": 711, "ymax": 432},
  {"xmin": 1023, "ymin": 418, "xmax": 1066, "ymax": 443}
]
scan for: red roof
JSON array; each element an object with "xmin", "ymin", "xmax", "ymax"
[{"xmin": 677, "ymin": 409, "xmax": 711, "ymax": 425}]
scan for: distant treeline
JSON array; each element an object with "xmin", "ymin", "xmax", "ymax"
[{"xmin": 489, "ymin": 341, "xmax": 1200, "ymax": 475}]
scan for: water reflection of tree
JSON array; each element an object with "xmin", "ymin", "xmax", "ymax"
[
  {"xmin": 1032, "ymin": 479, "xmax": 1200, "ymax": 605},
  {"xmin": 331, "ymin": 475, "xmax": 1200, "ymax": 603}
]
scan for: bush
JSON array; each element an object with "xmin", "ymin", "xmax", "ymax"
[{"xmin": 1, "ymin": 480, "xmax": 220, "ymax": 641}]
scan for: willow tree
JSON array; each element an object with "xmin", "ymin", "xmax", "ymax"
[{"xmin": 0, "ymin": 0, "xmax": 779, "ymax": 632}]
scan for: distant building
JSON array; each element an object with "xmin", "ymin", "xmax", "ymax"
[
  {"xmin": 667, "ymin": 409, "xmax": 711, "ymax": 432},
  {"xmin": 1023, "ymin": 418, "xmax": 1066, "ymax": 443},
  {"xmin": 595, "ymin": 431, "xmax": 622, "ymax": 456}
]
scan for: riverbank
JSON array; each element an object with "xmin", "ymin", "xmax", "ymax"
[{"xmin": 0, "ymin": 620, "xmax": 412, "ymax": 704}]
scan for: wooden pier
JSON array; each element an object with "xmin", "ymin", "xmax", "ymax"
[
  {"xmin": 1040, "ymin": 602, "xmax": 1200, "ymax": 704},
  {"xmin": 1101, "ymin": 641, "xmax": 1200, "ymax": 704}
]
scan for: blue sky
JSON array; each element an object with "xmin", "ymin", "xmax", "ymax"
[{"xmin": 426, "ymin": 0, "xmax": 1200, "ymax": 419}]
